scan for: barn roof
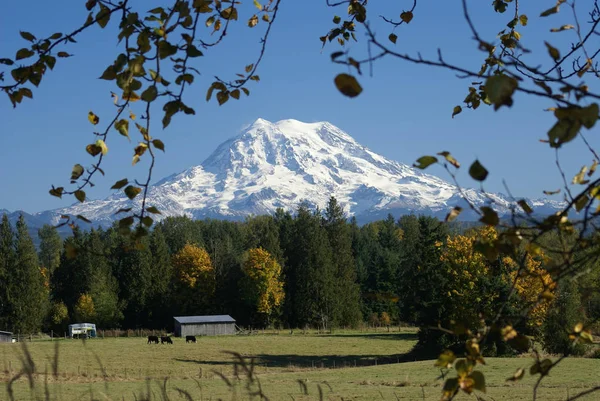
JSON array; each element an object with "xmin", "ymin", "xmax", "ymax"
[
  {"xmin": 174, "ymin": 315, "xmax": 235, "ymax": 324},
  {"xmin": 0, "ymin": 331, "xmax": 12, "ymax": 336}
]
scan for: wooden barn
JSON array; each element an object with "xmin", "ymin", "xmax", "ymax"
[
  {"xmin": 0, "ymin": 331, "xmax": 13, "ymax": 343},
  {"xmin": 174, "ymin": 315, "xmax": 236, "ymax": 337}
]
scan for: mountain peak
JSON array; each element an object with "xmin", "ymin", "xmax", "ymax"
[{"xmin": 30, "ymin": 118, "xmax": 565, "ymax": 226}]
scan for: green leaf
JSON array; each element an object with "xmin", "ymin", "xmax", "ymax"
[
  {"xmin": 413, "ymin": 156, "xmax": 438, "ymax": 169},
  {"xmin": 157, "ymin": 41, "xmax": 177, "ymax": 60},
  {"xmin": 580, "ymin": 103, "xmax": 599, "ymax": 129},
  {"xmin": 186, "ymin": 45, "xmax": 203, "ymax": 57},
  {"xmin": 484, "ymin": 75, "xmax": 518, "ymax": 110},
  {"xmin": 518, "ymin": 199, "xmax": 533, "ymax": 214},
  {"xmin": 71, "ymin": 164, "xmax": 85, "ymax": 181},
  {"xmin": 114, "ymin": 119, "xmax": 130, "ymax": 140},
  {"xmin": 114, "ymin": 208, "xmax": 132, "ymax": 215},
  {"xmin": 50, "ymin": 32, "xmax": 63, "ymax": 40},
  {"xmin": 253, "ymin": 0, "xmax": 262, "ymax": 10},
  {"xmin": 152, "ymin": 139, "xmax": 165, "ymax": 151},
  {"xmin": 85, "ymin": 0, "xmax": 97, "ymax": 10},
  {"xmin": 216, "ymin": 91, "xmax": 229, "ymax": 105},
  {"xmin": 111, "ymin": 178, "xmax": 128, "ymax": 190},
  {"xmin": 0, "ymin": 58, "xmax": 14, "ymax": 65},
  {"xmin": 99, "ymin": 65, "xmax": 117, "ymax": 80},
  {"xmin": 205, "ymin": 15, "xmax": 215, "ymax": 27},
  {"xmin": 19, "ymin": 88, "xmax": 33, "ymax": 99},
  {"xmin": 96, "ymin": 139, "xmax": 108, "ymax": 155},
  {"xmin": 49, "ymin": 186, "xmax": 64, "ymax": 198},
  {"xmin": 334, "ymin": 73, "xmax": 362, "ymax": 98},
  {"xmin": 445, "ymin": 206, "xmax": 462, "ymax": 222},
  {"xmin": 146, "ymin": 206, "xmax": 162, "ymax": 214},
  {"xmin": 76, "ymin": 214, "xmax": 91, "ymax": 223},
  {"xmin": 74, "ymin": 190, "xmax": 86, "ymax": 203},
  {"xmin": 124, "ymin": 185, "xmax": 142, "ymax": 200},
  {"xmin": 141, "ymin": 85, "xmax": 158, "ymax": 102},
  {"xmin": 119, "ymin": 216, "xmax": 135, "ymax": 227},
  {"xmin": 575, "ymin": 194, "xmax": 589, "ymax": 212},
  {"xmin": 469, "ymin": 371, "xmax": 486, "ymax": 393},
  {"xmin": 388, "ymin": 33, "xmax": 397, "ymax": 44},
  {"xmin": 548, "ymin": 119, "xmax": 581, "ymax": 147},
  {"xmin": 434, "ymin": 350, "xmax": 456, "ymax": 368},
  {"xmin": 400, "ymin": 11, "xmax": 413, "ymax": 23},
  {"xmin": 137, "ymin": 31, "xmax": 151, "ymax": 53},
  {"xmin": 493, "ymin": 0, "xmax": 507, "ymax": 13},
  {"xmin": 479, "ymin": 207, "xmax": 499, "ymax": 226},
  {"xmin": 469, "ymin": 160, "xmax": 488, "ymax": 181},
  {"xmin": 96, "ymin": 4, "xmax": 111, "ymax": 28},
  {"xmin": 15, "ymin": 48, "xmax": 34, "ymax": 60},
  {"xmin": 86, "ymin": 144, "xmax": 102, "ymax": 157},
  {"xmin": 545, "ymin": 42, "xmax": 560, "ymax": 61},
  {"xmin": 452, "ymin": 105, "xmax": 462, "ymax": 118},
  {"xmin": 88, "ymin": 111, "xmax": 100, "ymax": 125},
  {"xmin": 540, "ymin": 5, "xmax": 559, "ymax": 17},
  {"xmin": 43, "ymin": 55, "xmax": 57, "ymax": 70},
  {"xmin": 142, "ymin": 216, "xmax": 154, "ymax": 227},
  {"xmin": 220, "ymin": 6, "xmax": 238, "ymax": 20},
  {"xmin": 20, "ymin": 31, "xmax": 36, "ymax": 42}
]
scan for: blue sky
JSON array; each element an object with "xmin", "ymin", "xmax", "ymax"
[{"xmin": 1, "ymin": 0, "xmax": 596, "ymax": 213}]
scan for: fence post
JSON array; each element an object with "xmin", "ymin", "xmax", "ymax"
[{"xmin": 51, "ymin": 330, "xmax": 53, "ymax": 341}]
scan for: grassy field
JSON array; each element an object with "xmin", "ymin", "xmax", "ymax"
[{"xmin": 0, "ymin": 329, "xmax": 599, "ymax": 400}]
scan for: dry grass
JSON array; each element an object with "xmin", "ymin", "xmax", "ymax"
[{"xmin": 1, "ymin": 329, "xmax": 599, "ymax": 400}]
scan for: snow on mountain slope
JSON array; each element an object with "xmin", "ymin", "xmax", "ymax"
[{"xmin": 33, "ymin": 118, "xmax": 565, "ymax": 226}]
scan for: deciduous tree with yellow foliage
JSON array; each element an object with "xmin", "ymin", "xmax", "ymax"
[
  {"xmin": 171, "ymin": 243, "xmax": 216, "ymax": 313},
  {"xmin": 74, "ymin": 293, "xmax": 96, "ymax": 322},
  {"xmin": 241, "ymin": 247, "xmax": 284, "ymax": 326}
]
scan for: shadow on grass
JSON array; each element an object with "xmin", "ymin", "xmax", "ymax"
[
  {"xmin": 176, "ymin": 350, "xmax": 425, "ymax": 369},
  {"xmin": 317, "ymin": 332, "xmax": 418, "ymax": 341}
]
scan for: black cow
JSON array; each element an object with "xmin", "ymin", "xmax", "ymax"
[
  {"xmin": 147, "ymin": 335, "xmax": 159, "ymax": 344},
  {"xmin": 185, "ymin": 335, "xmax": 196, "ymax": 343},
  {"xmin": 161, "ymin": 336, "xmax": 173, "ymax": 344}
]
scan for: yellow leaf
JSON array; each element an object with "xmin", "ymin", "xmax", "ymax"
[
  {"xmin": 334, "ymin": 73, "xmax": 362, "ymax": 98},
  {"xmin": 88, "ymin": 111, "xmax": 99, "ymax": 125}
]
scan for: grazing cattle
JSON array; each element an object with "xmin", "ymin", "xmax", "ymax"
[
  {"xmin": 161, "ymin": 336, "xmax": 173, "ymax": 344},
  {"xmin": 185, "ymin": 335, "xmax": 196, "ymax": 343},
  {"xmin": 147, "ymin": 335, "xmax": 159, "ymax": 344}
]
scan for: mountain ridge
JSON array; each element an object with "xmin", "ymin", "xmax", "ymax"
[{"xmin": 3, "ymin": 118, "xmax": 565, "ymax": 227}]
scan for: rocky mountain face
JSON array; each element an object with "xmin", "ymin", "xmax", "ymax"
[{"xmin": 5, "ymin": 118, "xmax": 564, "ymax": 229}]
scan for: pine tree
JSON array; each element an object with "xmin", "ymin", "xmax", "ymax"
[
  {"xmin": 110, "ymin": 232, "xmax": 151, "ymax": 328},
  {"xmin": 0, "ymin": 214, "xmax": 15, "ymax": 329},
  {"xmin": 147, "ymin": 226, "xmax": 173, "ymax": 328},
  {"xmin": 38, "ymin": 224, "xmax": 62, "ymax": 275},
  {"xmin": 9, "ymin": 215, "xmax": 47, "ymax": 333},
  {"xmin": 87, "ymin": 229, "xmax": 121, "ymax": 327},
  {"xmin": 323, "ymin": 196, "xmax": 361, "ymax": 327},
  {"xmin": 287, "ymin": 203, "xmax": 337, "ymax": 329},
  {"xmin": 542, "ymin": 280, "xmax": 586, "ymax": 356}
]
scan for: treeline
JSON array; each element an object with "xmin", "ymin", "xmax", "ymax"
[{"xmin": 1, "ymin": 197, "xmax": 598, "ymax": 355}]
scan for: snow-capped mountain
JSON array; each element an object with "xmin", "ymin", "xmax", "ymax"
[{"xmin": 17, "ymin": 118, "xmax": 565, "ymax": 227}]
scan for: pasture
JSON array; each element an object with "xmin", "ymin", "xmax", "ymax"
[{"xmin": 0, "ymin": 330, "xmax": 599, "ymax": 400}]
